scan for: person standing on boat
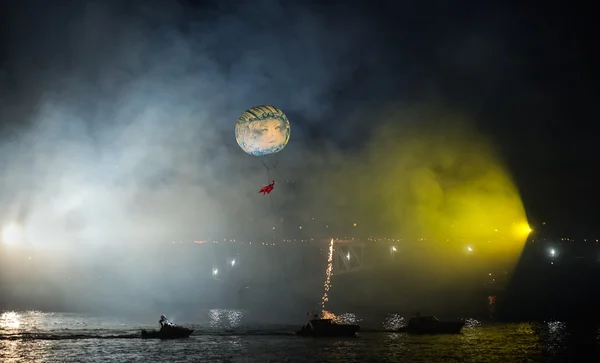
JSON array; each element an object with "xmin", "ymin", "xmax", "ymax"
[{"xmin": 159, "ymin": 314, "xmax": 172, "ymax": 328}]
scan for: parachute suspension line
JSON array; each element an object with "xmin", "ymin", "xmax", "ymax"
[
  {"xmin": 270, "ymin": 153, "xmax": 280, "ymax": 169},
  {"xmin": 261, "ymin": 161, "xmax": 272, "ymax": 183},
  {"xmin": 270, "ymin": 192, "xmax": 289, "ymax": 286},
  {"xmin": 260, "ymin": 154, "xmax": 280, "ymax": 183},
  {"xmin": 261, "ymin": 155, "xmax": 290, "ymax": 287},
  {"xmin": 271, "ymin": 189, "xmax": 289, "ymax": 285}
]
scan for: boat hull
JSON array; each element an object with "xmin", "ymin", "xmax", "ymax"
[
  {"xmin": 141, "ymin": 326, "xmax": 194, "ymax": 339},
  {"xmin": 296, "ymin": 320, "xmax": 360, "ymax": 337}
]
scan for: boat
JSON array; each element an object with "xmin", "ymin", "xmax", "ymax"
[
  {"xmin": 141, "ymin": 324, "xmax": 195, "ymax": 339},
  {"xmin": 397, "ymin": 315, "xmax": 464, "ymax": 334},
  {"xmin": 296, "ymin": 318, "xmax": 360, "ymax": 337}
]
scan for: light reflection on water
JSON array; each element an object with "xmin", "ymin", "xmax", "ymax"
[
  {"xmin": 208, "ymin": 308, "xmax": 244, "ymax": 328},
  {"xmin": 382, "ymin": 313, "xmax": 405, "ymax": 330},
  {"xmin": 0, "ymin": 311, "xmax": 21, "ymax": 329},
  {"xmin": 545, "ymin": 321, "xmax": 567, "ymax": 357},
  {"xmin": 1, "ymin": 340, "xmax": 21, "ymax": 363},
  {"xmin": 464, "ymin": 318, "xmax": 482, "ymax": 328},
  {"xmin": 1, "ymin": 310, "xmax": 598, "ymax": 362},
  {"xmin": 0, "ymin": 312, "xmax": 43, "ymax": 363},
  {"xmin": 334, "ymin": 312, "xmax": 360, "ymax": 325}
]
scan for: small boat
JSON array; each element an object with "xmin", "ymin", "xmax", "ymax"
[
  {"xmin": 397, "ymin": 315, "xmax": 464, "ymax": 334},
  {"xmin": 296, "ymin": 318, "xmax": 360, "ymax": 337},
  {"xmin": 141, "ymin": 324, "xmax": 194, "ymax": 339}
]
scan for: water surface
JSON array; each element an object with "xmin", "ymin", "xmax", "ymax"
[{"xmin": 1, "ymin": 310, "xmax": 598, "ymax": 362}]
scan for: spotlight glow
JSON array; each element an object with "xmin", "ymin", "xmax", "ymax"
[{"xmin": 2, "ymin": 225, "xmax": 24, "ymax": 245}]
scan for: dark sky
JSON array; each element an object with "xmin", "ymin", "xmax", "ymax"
[{"xmin": 0, "ymin": 0, "xmax": 597, "ymax": 237}]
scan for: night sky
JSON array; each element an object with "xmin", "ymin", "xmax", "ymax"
[{"xmin": 0, "ymin": 0, "xmax": 597, "ymax": 238}]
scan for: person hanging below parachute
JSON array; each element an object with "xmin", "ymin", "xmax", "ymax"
[
  {"xmin": 259, "ymin": 180, "xmax": 276, "ymax": 195},
  {"xmin": 234, "ymin": 104, "xmax": 292, "ymax": 288},
  {"xmin": 234, "ymin": 105, "xmax": 291, "ymax": 189}
]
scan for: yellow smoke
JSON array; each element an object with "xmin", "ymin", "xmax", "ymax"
[{"xmin": 326, "ymin": 107, "xmax": 529, "ymax": 272}]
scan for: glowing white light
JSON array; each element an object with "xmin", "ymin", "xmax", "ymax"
[
  {"xmin": 212, "ymin": 268, "xmax": 218, "ymax": 276},
  {"xmin": 467, "ymin": 246, "xmax": 473, "ymax": 252},
  {"xmin": 231, "ymin": 259, "xmax": 236, "ymax": 267},
  {"xmin": 2, "ymin": 225, "xmax": 24, "ymax": 245},
  {"xmin": 346, "ymin": 252, "xmax": 350, "ymax": 260},
  {"xmin": 391, "ymin": 246, "xmax": 397, "ymax": 252},
  {"xmin": 549, "ymin": 249, "xmax": 556, "ymax": 257}
]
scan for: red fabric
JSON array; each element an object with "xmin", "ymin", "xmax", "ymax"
[{"xmin": 259, "ymin": 181, "xmax": 275, "ymax": 195}]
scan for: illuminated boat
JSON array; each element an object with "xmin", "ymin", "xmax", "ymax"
[
  {"xmin": 296, "ymin": 318, "xmax": 360, "ymax": 337},
  {"xmin": 141, "ymin": 324, "xmax": 194, "ymax": 339},
  {"xmin": 397, "ymin": 315, "xmax": 464, "ymax": 334}
]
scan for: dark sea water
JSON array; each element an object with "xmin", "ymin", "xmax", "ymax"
[{"xmin": 1, "ymin": 310, "xmax": 599, "ymax": 362}]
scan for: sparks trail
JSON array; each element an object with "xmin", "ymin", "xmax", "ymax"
[{"xmin": 321, "ymin": 239, "xmax": 334, "ymax": 312}]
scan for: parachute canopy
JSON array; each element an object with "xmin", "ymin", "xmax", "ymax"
[{"xmin": 235, "ymin": 105, "xmax": 291, "ymax": 156}]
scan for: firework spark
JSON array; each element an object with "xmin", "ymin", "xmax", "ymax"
[{"xmin": 321, "ymin": 239, "xmax": 334, "ymax": 311}]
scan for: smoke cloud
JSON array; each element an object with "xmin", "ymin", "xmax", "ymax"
[{"xmin": 0, "ymin": 1, "xmax": 528, "ymax": 317}]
